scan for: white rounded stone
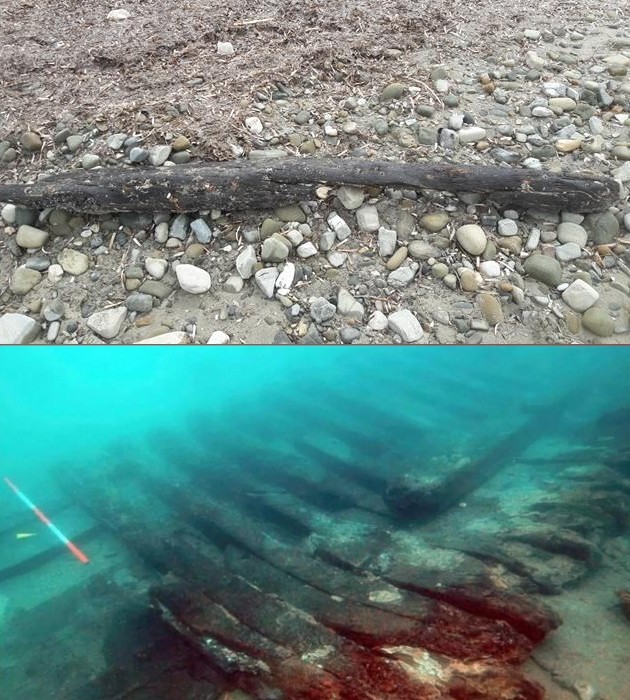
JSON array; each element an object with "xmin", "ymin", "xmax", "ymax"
[
  {"xmin": 145, "ymin": 257, "xmax": 168, "ymax": 279},
  {"xmin": 175, "ymin": 264, "xmax": 211, "ymax": 294},
  {"xmin": 207, "ymin": 331, "xmax": 230, "ymax": 345}
]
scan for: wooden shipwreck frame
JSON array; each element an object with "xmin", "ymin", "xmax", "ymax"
[{"xmin": 2, "ymin": 377, "xmax": 629, "ymax": 700}]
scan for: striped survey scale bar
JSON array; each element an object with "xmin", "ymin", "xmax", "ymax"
[{"xmin": 3, "ymin": 477, "xmax": 89, "ymax": 564}]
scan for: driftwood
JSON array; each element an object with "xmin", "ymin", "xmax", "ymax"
[{"xmin": 0, "ymin": 157, "xmax": 621, "ymax": 214}]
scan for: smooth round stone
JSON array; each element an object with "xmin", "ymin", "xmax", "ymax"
[
  {"xmin": 171, "ymin": 135, "xmax": 191, "ymax": 151},
  {"xmin": 175, "ymin": 264, "xmax": 211, "ymax": 294},
  {"xmin": 81, "ymin": 154, "xmax": 101, "ymax": 169},
  {"xmin": 20, "ymin": 131, "xmax": 42, "ymax": 151},
  {"xmin": 380, "ymin": 82, "xmax": 405, "ymax": 101},
  {"xmin": 458, "ymin": 126, "xmax": 487, "ymax": 144},
  {"xmin": 149, "ymin": 145, "xmax": 172, "ymax": 166},
  {"xmin": 548, "ymin": 97, "xmax": 577, "ymax": 112},
  {"xmin": 386, "ymin": 246, "xmax": 408, "ymax": 271},
  {"xmin": 587, "ymin": 211, "xmax": 620, "ymax": 244},
  {"xmin": 479, "ymin": 260, "xmax": 501, "ymax": 277},
  {"xmin": 456, "ymin": 224, "xmax": 487, "ymax": 255},
  {"xmin": 420, "ymin": 212, "xmax": 450, "ymax": 232},
  {"xmin": 497, "ymin": 218, "xmax": 518, "ymax": 236},
  {"xmin": 557, "ymin": 222, "xmax": 587, "ymax": 246},
  {"xmin": 582, "ymin": 307, "xmax": 615, "ymax": 337},
  {"xmin": 459, "ymin": 267, "xmax": 479, "ymax": 291},
  {"xmin": 497, "ymin": 236, "xmax": 522, "ymax": 255},
  {"xmin": 340, "ymin": 327, "xmax": 361, "ymax": 344},
  {"xmin": 129, "ymin": 147, "xmax": 149, "ymax": 163},
  {"xmin": 276, "ymin": 204, "xmax": 306, "ymax": 223},
  {"xmin": 125, "ymin": 292, "xmax": 153, "ymax": 313},
  {"xmin": 443, "ymin": 273, "xmax": 458, "ymax": 290},
  {"xmin": 555, "ymin": 242, "xmax": 581, "ymax": 262},
  {"xmin": 207, "ymin": 330, "xmax": 230, "ymax": 344},
  {"xmin": 408, "ymin": 240, "xmax": 440, "ymax": 259},
  {"xmin": 478, "ymin": 293, "xmax": 504, "ymax": 325},
  {"xmin": 58, "ymin": 248, "xmax": 89, "ymax": 275},
  {"xmin": 16, "ymin": 225, "xmax": 49, "ymax": 249},
  {"xmin": 145, "ymin": 257, "xmax": 168, "ymax": 279},
  {"xmin": 432, "ymin": 262, "xmax": 449, "ymax": 279},
  {"xmin": 523, "ymin": 254, "xmax": 562, "ymax": 287},
  {"xmin": 10, "ymin": 267, "xmax": 42, "ymax": 295}
]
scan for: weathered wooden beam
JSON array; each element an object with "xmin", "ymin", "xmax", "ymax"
[
  {"xmin": 383, "ymin": 390, "xmax": 580, "ymax": 518},
  {"xmin": 0, "ymin": 158, "xmax": 620, "ymax": 213}
]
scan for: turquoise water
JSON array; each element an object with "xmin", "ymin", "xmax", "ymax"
[
  {"xmin": 1, "ymin": 346, "xmax": 629, "ymax": 699},
  {"xmin": 0, "ymin": 346, "xmax": 627, "ymax": 487}
]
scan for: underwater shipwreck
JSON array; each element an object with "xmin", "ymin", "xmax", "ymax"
[{"xmin": 1, "ymin": 367, "xmax": 629, "ymax": 700}]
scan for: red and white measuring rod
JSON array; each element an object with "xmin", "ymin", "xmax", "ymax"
[{"xmin": 3, "ymin": 477, "xmax": 89, "ymax": 564}]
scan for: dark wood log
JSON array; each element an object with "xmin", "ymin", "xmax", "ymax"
[
  {"xmin": 138, "ymin": 469, "xmax": 557, "ymax": 658},
  {"xmin": 0, "ymin": 158, "xmax": 620, "ymax": 213}
]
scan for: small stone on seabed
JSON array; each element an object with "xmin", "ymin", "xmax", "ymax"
[{"xmin": 388, "ymin": 309, "xmax": 423, "ymax": 342}]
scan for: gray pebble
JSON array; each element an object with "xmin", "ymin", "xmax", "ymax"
[
  {"xmin": 46, "ymin": 321, "xmax": 61, "ymax": 343},
  {"xmin": 125, "ymin": 292, "xmax": 153, "ymax": 313},
  {"xmin": 170, "ymin": 214, "xmax": 190, "ymax": 240},
  {"xmin": 498, "ymin": 219, "xmax": 518, "ymax": 236},
  {"xmin": 129, "ymin": 147, "xmax": 149, "ymax": 163},
  {"xmin": 524, "ymin": 254, "xmax": 562, "ymax": 287},
  {"xmin": 310, "ymin": 296, "xmax": 336, "ymax": 323},
  {"xmin": 340, "ymin": 326, "xmax": 361, "ymax": 344},
  {"xmin": 190, "ymin": 218, "xmax": 213, "ymax": 243}
]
